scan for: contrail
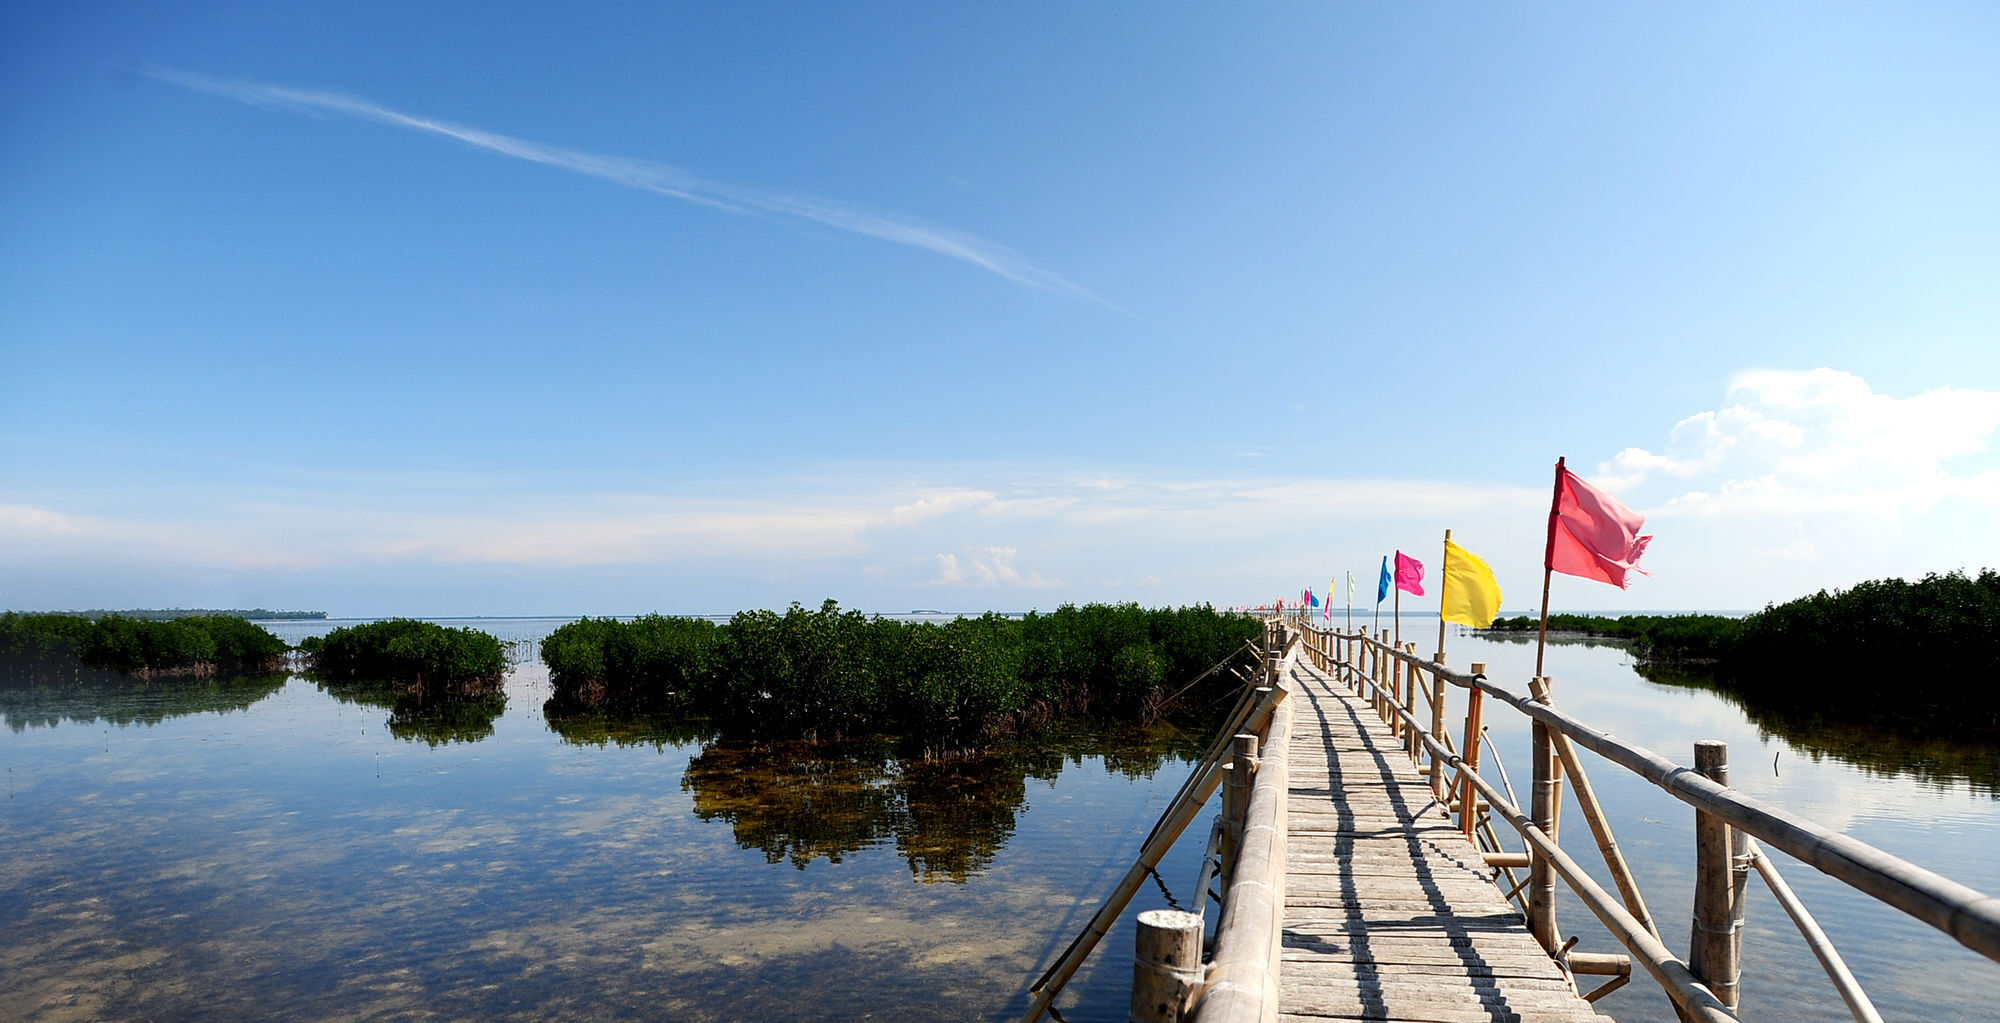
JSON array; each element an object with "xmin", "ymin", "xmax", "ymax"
[{"xmin": 146, "ymin": 67, "xmax": 1106, "ymax": 303}]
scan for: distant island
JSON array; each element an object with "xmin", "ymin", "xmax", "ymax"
[{"xmin": 38, "ymin": 608, "xmax": 327, "ymax": 621}]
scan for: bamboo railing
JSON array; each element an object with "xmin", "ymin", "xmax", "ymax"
[
  {"xmin": 1020, "ymin": 625, "xmax": 1294, "ymax": 1023},
  {"xmin": 1283, "ymin": 613, "xmax": 2000, "ymax": 1023}
]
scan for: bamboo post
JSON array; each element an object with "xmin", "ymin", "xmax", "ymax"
[
  {"xmin": 1131, "ymin": 909, "xmax": 1204, "ymax": 1023},
  {"xmin": 1690, "ymin": 740, "xmax": 1742, "ymax": 1011},
  {"xmin": 1404, "ymin": 643, "xmax": 1422, "ymax": 765},
  {"xmin": 1459, "ymin": 669, "xmax": 1485, "ymax": 839},
  {"xmin": 1220, "ymin": 734, "xmax": 1258, "ymax": 883},
  {"xmin": 1430, "ymin": 651, "xmax": 1449, "ymax": 803},
  {"xmin": 1527, "ymin": 676, "xmax": 1560, "ymax": 954},
  {"xmin": 1393, "ymin": 651, "xmax": 1407, "ymax": 739}
]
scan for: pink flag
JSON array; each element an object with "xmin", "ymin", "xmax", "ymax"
[
  {"xmin": 1393, "ymin": 551, "xmax": 1425, "ymax": 596},
  {"xmin": 1549, "ymin": 467, "xmax": 1653, "ymax": 588}
]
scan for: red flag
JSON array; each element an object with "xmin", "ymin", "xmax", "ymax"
[
  {"xmin": 1393, "ymin": 551, "xmax": 1425, "ymax": 596},
  {"xmin": 1548, "ymin": 467, "xmax": 1652, "ymax": 588}
]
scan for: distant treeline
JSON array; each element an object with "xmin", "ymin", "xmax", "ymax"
[
  {"xmin": 541, "ymin": 600, "xmax": 1262, "ymax": 752},
  {"xmin": 299, "ymin": 619, "xmax": 507, "ymax": 693},
  {"xmin": 1482, "ymin": 612, "xmax": 1740, "ymax": 663},
  {"xmin": 1483, "ymin": 570, "xmax": 2000, "ymax": 726},
  {"xmin": 34, "ymin": 608, "xmax": 327, "ymax": 621},
  {"xmin": 0, "ymin": 612, "xmax": 289, "ymax": 678}
]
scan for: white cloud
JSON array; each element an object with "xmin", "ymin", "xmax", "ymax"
[
  {"xmin": 1579, "ymin": 368, "xmax": 2000, "ymax": 607},
  {"xmin": 918, "ymin": 545, "xmax": 1063, "ymax": 589},
  {"xmin": 1602, "ymin": 368, "xmax": 2000, "ymax": 520}
]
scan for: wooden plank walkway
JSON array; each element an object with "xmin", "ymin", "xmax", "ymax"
[{"xmin": 1280, "ymin": 661, "xmax": 1607, "ymax": 1023}]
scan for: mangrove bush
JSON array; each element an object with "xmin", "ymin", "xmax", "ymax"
[
  {"xmin": 0, "ymin": 612, "xmax": 289, "ymax": 678},
  {"xmin": 541, "ymin": 600, "xmax": 1261, "ymax": 752},
  {"xmin": 298, "ymin": 619, "xmax": 506, "ymax": 693}
]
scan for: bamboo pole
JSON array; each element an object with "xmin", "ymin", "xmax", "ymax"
[
  {"xmin": 1690, "ymin": 740, "xmax": 1742, "ymax": 1011},
  {"xmin": 1019, "ymin": 679, "xmax": 1290, "ymax": 1023},
  {"xmin": 1528, "ymin": 676, "xmax": 1560, "ymax": 955},
  {"xmin": 1550, "ymin": 723, "xmax": 1660, "ymax": 942},
  {"xmin": 1750, "ymin": 843, "xmax": 1886, "ymax": 1023},
  {"xmin": 1435, "ymin": 529, "xmax": 1451, "ymax": 660},
  {"xmin": 1430, "ymin": 650, "xmax": 1449, "ymax": 803},
  {"xmin": 1380, "ymin": 697, "xmax": 1738, "ymax": 1023},
  {"xmin": 1535, "ymin": 456, "xmax": 1565, "ymax": 678},
  {"xmin": 1459, "ymin": 683, "xmax": 1485, "ymax": 840},
  {"xmin": 1131, "ymin": 910, "xmax": 1204, "ymax": 1023},
  {"xmin": 1404, "ymin": 643, "xmax": 1422, "ymax": 766},
  {"xmin": 1220, "ymin": 733, "xmax": 1258, "ymax": 884},
  {"xmin": 1188, "ymin": 669, "xmax": 1294, "ymax": 1023}
]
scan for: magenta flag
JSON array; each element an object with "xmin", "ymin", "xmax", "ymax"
[
  {"xmin": 1550, "ymin": 468, "xmax": 1653, "ymax": 588},
  {"xmin": 1393, "ymin": 551, "xmax": 1425, "ymax": 596}
]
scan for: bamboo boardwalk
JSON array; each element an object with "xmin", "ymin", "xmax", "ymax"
[{"xmin": 1280, "ymin": 660, "xmax": 1607, "ymax": 1023}]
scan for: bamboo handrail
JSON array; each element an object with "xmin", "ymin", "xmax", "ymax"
[
  {"xmin": 1018, "ymin": 648, "xmax": 1293, "ymax": 1023},
  {"xmin": 1312, "ymin": 623, "xmax": 2000, "ymax": 965},
  {"xmin": 1361, "ymin": 668, "xmax": 1736, "ymax": 1023},
  {"xmin": 1189, "ymin": 655, "xmax": 1295, "ymax": 1023}
]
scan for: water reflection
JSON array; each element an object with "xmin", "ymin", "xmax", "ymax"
[
  {"xmin": 547, "ymin": 695, "xmax": 1207, "ymax": 882},
  {"xmin": 1637, "ymin": 664, "xmax": 2000, "ymax": 798},
  {"xmin": 0, "ymin": 662, "xmax": 286, "ymax": 731},
  {"xmin": 1481, "ymin": 629, "xmax": 2000, "ymax": 796},
  {"xmin": 315, "ymin": 678, "xmax": 508, "ymax": 746}
]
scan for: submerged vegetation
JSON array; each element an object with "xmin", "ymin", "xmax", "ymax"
[
  {"xmin": 1483, "ymin": 570, "xmax": 2000, "ymax": 731},
  {"xmin": 298, "ymin": 619, "xmax": 506, "ymax": 693},
  {"xmin": 541, "ymin": 600, "xmax": 1261, "ymax": 752},
  {"xmin": 0, "ymin": 612, "xmax": 289, "ymax": 679}
]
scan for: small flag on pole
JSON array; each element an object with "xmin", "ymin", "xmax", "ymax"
[
  {"xmin": 1393, "ymin": 551, "xmax": 1425, "ymax": 596},
  {"xmin": 1549, "ymin": 467, "xmax": 1653, "ymax": 589},
  {"xmin": 1376, "ymin": 556, "xmax": 1391, "ymax": 605},
  {"xmin": 1441, "ymin": 539, "xmax": 1503, "ymax": 628}
]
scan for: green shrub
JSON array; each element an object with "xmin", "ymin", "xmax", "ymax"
[
  {"xmin": 540, "ymin": 601, "xmax": 1260, "ymax": 752},
  {"xmin": 0, "ymin": 612, "xmax": 286, "ymax": 677},
  {"xmin": 299, "ymin": 619, "xmax": 505, "ymax": 692}
]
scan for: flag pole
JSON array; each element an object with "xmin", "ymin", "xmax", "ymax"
[
  {"xmin": 1345, "ymin": 571, "xmax": 1352, "ymax": 632},
  {"xmin": 1535, "ymin": 457, "xmax": 1566, "ymax": 679},
  {"xmin": 1393, "ymin": 550, "xmax": 1402, "ymax": 650},
  {"xmin": 1435, "ymin": 529, "xmax": 1451, "ymax": 660}
]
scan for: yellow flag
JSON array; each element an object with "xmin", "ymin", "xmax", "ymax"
[{"xmin": 1441, "ymin": 538, "xmax": 1503, "ymax": 628}]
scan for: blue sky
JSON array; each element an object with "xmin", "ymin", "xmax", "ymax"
[{"xmin": 4, "ymin": 2, "xmax": 1998, "ymax": 616}]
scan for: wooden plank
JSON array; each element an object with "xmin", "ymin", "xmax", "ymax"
[{"xmin": 1278, "ymin": 662, "xmax": 1609, "ymax": 1022}]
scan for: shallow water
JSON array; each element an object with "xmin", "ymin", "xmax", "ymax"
[{"xmin": 2, "ymin": 617, "xmax": 1997, "ymax": 1021}]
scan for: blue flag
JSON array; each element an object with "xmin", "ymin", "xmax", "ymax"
[{"xmin": 1376, "ymin": 556, "xmax": 1391, "ymax": 604}]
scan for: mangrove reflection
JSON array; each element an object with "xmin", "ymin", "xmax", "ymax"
[
  {"xmin": 547, "ymin": 695, "xmax": 1208, "ymax": 881},
  {"xmin": 0, "ymin": 661, "xmax": 287, "ymax": 731},
  {"xmin": 542, "ymin": 693, "xmax": 718, "ymax": 749},
  {"xmin": 1637, "ymin": 664, "xmax": 2000, "ymax": 797},
  {"xmin": 316, "ymin": 678, "xmax": 507, "ymax": 747}
]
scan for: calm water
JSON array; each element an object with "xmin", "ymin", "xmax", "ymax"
[{"xmin": 3, "ymin": 618, "xmax": 1997, "ymax": 1022}]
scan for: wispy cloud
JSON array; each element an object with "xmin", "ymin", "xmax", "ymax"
[{"xmin": 144, "ymin": 67, "xmax": 1104, "ymax": 303}]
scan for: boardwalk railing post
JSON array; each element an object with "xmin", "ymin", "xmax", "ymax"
[
  {"xmin": 1404, "ymin": 643, "xmax": 1422, "ymax": 766},
  {"xmin": 1527, "ymin": 676, "xmax": 1562, "ymax": 955},
  {"xmin": 1459, "ymin": 673, "xmax": 1484, "ymax": 839},
  {"xmin": 1132, "ymin": 909, "xmax": 1204, "ymax": 1023},
  {"xmin": 1430, "ymin": 651, "xmax": 1449, "ymax": 803},
  {"xmin": 1220, "ymin": 734, "xmax": 1258, "ymax": 884},
  {"xmin": 1690, "ymin": 739, "xmax": 1743, "ymax": 1011}
]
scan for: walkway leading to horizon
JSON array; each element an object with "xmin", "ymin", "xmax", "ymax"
[{"xmin": 1279, "ymin": 660, "xmax": 1607, "ymax": 1023}]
